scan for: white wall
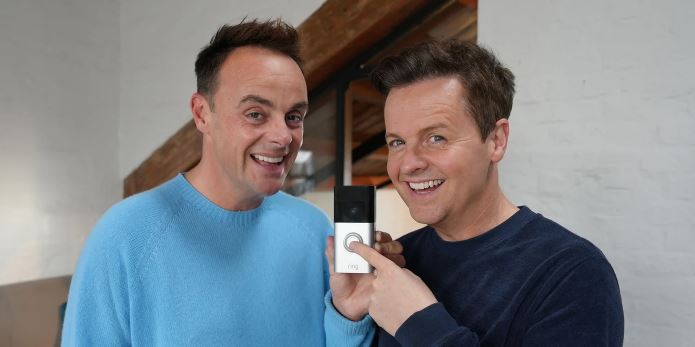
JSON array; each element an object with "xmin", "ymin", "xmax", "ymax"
[
  {"xmin": 0, "ymin": 0, "xmax": 120, "ymax": 285},
  {"xmin": 0, "ymin": 0, "xmax": 326, "ymax": 286},
  {"xmin": 479, "ymin": 0, "xmax": 695, "ymax": 345},
  {"xmin": 119, "ymin": 0, "xmax": 325, "ymax": 177}
]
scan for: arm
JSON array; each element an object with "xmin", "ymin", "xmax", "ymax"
[
  {"xmin": 322, "ymin": 235, "xmax": 375, "ymax": 347},
  {"xmin": 323, "ymin": 291, "xmax": 376, "ymax": 347},
  {"xmin": 323, "ymin": 232, "xmax": 406, "ymax": 346},
  {"xmin": 351, "ymin": 244, "xmax": 623, "ymax": 347},
  {"xmin": 351, "ymin": 242, "xmax": 480, "ymax": 347},
  {"xmin": 395, "ymin": 303, "xmax": 479, "ymax": 347},
  {"xmin": 61, "ymin": 223, "xmax": 131, "ymax": 346}
]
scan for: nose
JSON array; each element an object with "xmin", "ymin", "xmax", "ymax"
[
  {"xmin": 268, "ymin": 116, "xmax": 293, "ymax": 147},
  {"xmin": 399, "ymin": 144, "xmax": 427, "ymax": 176}
]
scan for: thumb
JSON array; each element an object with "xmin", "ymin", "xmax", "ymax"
[{"xmin": 326, "ymin": 236, "xmax": 336, "ymax": 274}]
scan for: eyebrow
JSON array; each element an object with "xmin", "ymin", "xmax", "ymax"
[
  {"xmin": 239, "ymin": 94, "xmax": 309, "ymax": 113},
  {"xmin": 291, "ymin": 101, "xmax": 309, "ymax": 113},
  {"xmin": 239, "ymin": 94, "xmax": 274, "ymax": 107},
  {"xmin": 385, "ymin": 122, "xmax": 450, "ymax": 139},
  {"xmin": 419, "ymin": 123, "xmax": 450, "ymax": 135}
]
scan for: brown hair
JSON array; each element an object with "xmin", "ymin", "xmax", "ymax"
[
  {"xmin": 195, "ymin": 18, "xmax": 302, "ymax": 104},
  {"xmin": 371, "ymin": 40, "xmax": 515, "ymax": 139}
]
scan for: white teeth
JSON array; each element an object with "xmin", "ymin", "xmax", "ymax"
[
  {"xmin": 253, "ymin": 154, "xmax": 283, "ymax": 164},
  {"xmin": 408, "ymin": 179, "xmax": 444, "ymax": 190}
]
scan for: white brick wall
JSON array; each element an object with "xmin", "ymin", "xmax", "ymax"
[{"xmin": 479, "ymin": 0, "xmax": 695, "ymax": 344}]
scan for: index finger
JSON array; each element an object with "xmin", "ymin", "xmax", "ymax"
[{"xmin": 350, "ymin": 241, "xmax": 396, "ymax": 271}]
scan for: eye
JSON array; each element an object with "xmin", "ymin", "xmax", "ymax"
[
  {"xmin": 286, "ymin": 113, "xmax": 304, "ymax": 126},
  {"xmin": 428, "ymin": 135, "xmax": 446, "ymax": 144},
  {"xmin": 388, "ymin": 139, "xmax": 405, "ymax": 149},
  {"xmin": 246, "ymin": 111, "xmax": 263, "ymax": 120}
]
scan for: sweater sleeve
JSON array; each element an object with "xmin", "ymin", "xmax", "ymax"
[
  {"xmin": 522, "ymin": 257, "xmax": 624, "ymax": 346},
  {"xmin": 323, "ymin": 291, "xmax": 376, "ymax": 347},
  {"xmin": 394, "ymin": 303, "xmax": 480, "ymax": 347},
  {"xmin": 391, "ymin": 258, "xmax": 623, "ymax": 347},
  {"xmin": 61, "ymin": 219, "xmax": 132, "ymax": 346}
]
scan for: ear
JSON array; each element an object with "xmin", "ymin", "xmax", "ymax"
[
  {"xmin": 191, "ymin": 92, "xmax": 213, "ymax": 134},
  {"xmin": 488, "ymin": 118, "xmax": 510, "ymax": 163}
]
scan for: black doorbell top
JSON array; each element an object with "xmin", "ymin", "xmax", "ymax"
[{"xmin": 334, "ymin": 186, "xmax": 375, "ymax": 223}]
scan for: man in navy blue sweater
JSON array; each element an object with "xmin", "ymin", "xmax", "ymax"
[{"xmin": 349, "ymin": 40, "xmax": 624, "ymax": 346}]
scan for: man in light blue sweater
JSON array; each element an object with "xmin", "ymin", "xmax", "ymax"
[{"xmin": 62, "ymin": 19, "xmax": 402, "ymax": 346}]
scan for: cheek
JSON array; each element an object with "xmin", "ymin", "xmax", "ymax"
[
  {"xmin": 292, "ymin": 129, "xmax": 303, "ymax": 147},
  {"xmin": 386, "ymin": 155, "xmax": 399, "ymax": 179}
]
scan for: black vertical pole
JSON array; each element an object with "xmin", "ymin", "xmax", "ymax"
[{"xmin": 335, "ymin": 81, "xmax": 347, "ymax": 187}]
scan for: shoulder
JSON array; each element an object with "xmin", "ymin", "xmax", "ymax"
[
  {"xmin": 514, "ymin": 211, "xmax": 619, "ymax": 297},
  {"xmin": 521, "ymin": 213, "xmax": 608, "ymax": 264},
  {"xmin": 516, "ymin": 211, "xmax": 622, "ymax": 312},
  {"xmin": 525, "ymin": 217, "xmax": 623, "ymax": 325},
  {"xmin": 86, "ymin": 180, "xmax": 184, "ymax": 253},
  {"xmin": 264, "ymin": 191, "xmax": 332, "ymax": 231}
]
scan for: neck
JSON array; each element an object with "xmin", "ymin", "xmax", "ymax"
[
  {"xmin": 434, "ymin": 175, "xmax": 518, "ymax": 242},
  {"xmin": 185, "ymin": 155, "xmax": 263, "ymax": 211}
]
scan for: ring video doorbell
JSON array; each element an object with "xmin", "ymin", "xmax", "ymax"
[{"xmin": 334, "ymin": 185, "xmax": 375, "ymax": 274}]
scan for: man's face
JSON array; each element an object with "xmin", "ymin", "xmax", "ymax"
[
  {"xmin": 385, "ymin": 77, "xmax": 496, "ymax": 230},
  {"xmin": 202, "ymin": 46, "xmax": 308, "ymax": 201}
]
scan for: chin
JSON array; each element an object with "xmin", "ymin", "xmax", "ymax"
[
  {"xmin": 409, "ymin": 208, "xmax": 444, "ymax": 226},
  {"xmin": 256, "ymin": 181, "xmax": 285, "ymax": 196}
]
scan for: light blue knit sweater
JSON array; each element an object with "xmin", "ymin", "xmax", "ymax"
[{"xmin": 62, "ymin": 174, "xmax": 374, "ymax": 346}]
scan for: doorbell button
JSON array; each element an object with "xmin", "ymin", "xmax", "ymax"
[{"xmin": 343, "ymin": 232, "xmax": 363, "ymax": 252}]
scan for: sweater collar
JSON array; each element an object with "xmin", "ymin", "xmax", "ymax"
[
  {"xmin": 427, "ymin": 206, "xmax": 538, "ymax": 255},
  {"xmin": 169, "ymin": 173, "xmax": 270, "ymax": 227}
]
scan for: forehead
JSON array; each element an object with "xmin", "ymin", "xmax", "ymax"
[
  {"xmin": 216, "ymin": 46, "xmax": 307, "ymax": 97},
  {"xmin": 384, "ymin": 77, "xmax": 472, "ymax": 131}
]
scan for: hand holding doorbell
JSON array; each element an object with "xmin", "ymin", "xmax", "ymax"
[
  {"xmin": 349, "ymin": 241, "xmax": 438, "ymax": 336},
  {"xmin": 334, "ymin": 185, "xmax": 376, "ymax": 273},
  {"xmin": 326, "ymin": 185, "xmax": 406, "ymax": 321}
]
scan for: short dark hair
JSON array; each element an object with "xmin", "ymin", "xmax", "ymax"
[
  {"xmin": 195, "ymin": 18, "xmax": 302, "ymax": 103},
  {"xmin": 371, "ymin": 40, "xmax": 515, "ymax": 139}
]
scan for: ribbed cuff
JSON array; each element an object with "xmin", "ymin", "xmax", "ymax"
[
  {"xmin": 395, "ymin": 302, "xmax": 459, "ymax": 347},
  {"xmin": 324, "ymin": 291, "xmax": 376, "ymax": 347},
  {"xmin": 324, "ymin": 291, "xmax": 374, "ymax": 334}
]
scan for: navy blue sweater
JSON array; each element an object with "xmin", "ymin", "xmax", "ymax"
[{"xmin": 377, "ymin": 206, "xmax": 623, "ymax": 346}]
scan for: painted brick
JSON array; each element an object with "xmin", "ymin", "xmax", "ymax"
[{"xmin": 482, "ymin": 0, "xmax": 695, "ymax": 343}]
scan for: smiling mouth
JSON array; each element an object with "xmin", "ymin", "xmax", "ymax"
[
  {"xmin": 251, "ymin": 154, "xmax": 285, "ymax": 165},
  {"xmin": 407, "ymin": 179, "xmax": 445, "ymax": 192}
]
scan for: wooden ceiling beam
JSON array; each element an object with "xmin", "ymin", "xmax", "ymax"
[
  {"xmin": 350, "ymin": 80, "xmax": 385, "ymax": 106},
  {"xmin": 123, "ymin": 120, "xmax": 201, "ymax": 197}
]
